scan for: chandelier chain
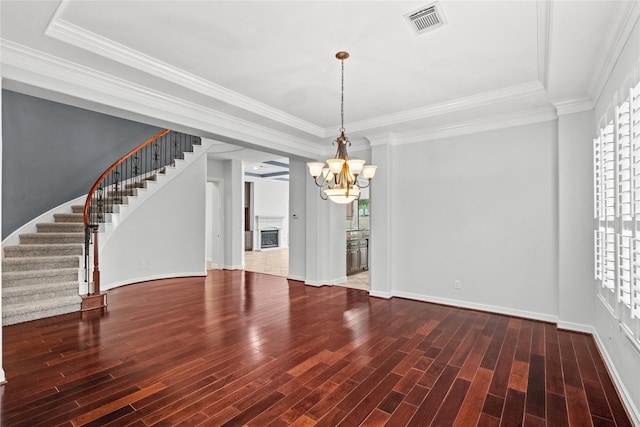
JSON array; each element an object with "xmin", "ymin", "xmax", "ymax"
[{"xmin": 340, "ymin": 59, "xmax": 345, "ymax": 134}]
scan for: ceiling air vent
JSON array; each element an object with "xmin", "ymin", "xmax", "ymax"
[{"xmin": 404, "ymin": 2, "xmax": 447, "ymax": 35}]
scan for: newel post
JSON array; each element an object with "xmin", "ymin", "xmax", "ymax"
[
  {"xmin": 92, "ymin": 227, "xmax": 100, "ymax": 294},
  {"xmin": 81, "ymin": 225, "xmax": 107, "ymax": 311}
]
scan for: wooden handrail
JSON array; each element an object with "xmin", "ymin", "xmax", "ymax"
[{"xmin": 83, "ymin": 128, "xmax": 170, "ymax": 225}]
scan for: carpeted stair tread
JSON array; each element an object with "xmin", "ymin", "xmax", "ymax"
[
  {"xmin": 2, "ymin": 295, "xmax": 82, "ymax": 326},
  {"xmin": 19, "ymin": 232, "xmax": 84, "ymax": 244},
  {"xmin": 71, "ymin": 205, "xmax": 85, "ymax": 214},
  {"xmin": 36, "ymin": 223, "xmax": 85, "ymax": 233},
  {"xmin": 53, "ymin": 213, "xmax": 84, "ymax": 223},
  {"xmin": 3, "ymin": 268, "xmax": 79, "ymax": 287},
  {"xmin": 3, "ymin": 255, "xmax": 80, "ymax": 272},
  {"xmin": 4, "ymin": 243, "xmax": 83, "ymax": 258},
  {"xmin": 3, "ymin": 281, "xmax": 79, "ymax": 304}
]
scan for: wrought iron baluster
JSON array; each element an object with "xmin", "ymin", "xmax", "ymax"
[
  {"xmin": 113, "ymin": 169, "xmax": 121, "ymax": 205},
  {"xmin": 133, "ymin": 154, "xmax": 140, "ymax": 186},
  {"xmin": 172, "ymin": 132, "xmax": 179, "ymax": 166}
]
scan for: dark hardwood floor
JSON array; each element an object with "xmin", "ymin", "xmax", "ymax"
[{"xmin": 1, "ymin": 270, "xmax": 633, "ymax": 426}]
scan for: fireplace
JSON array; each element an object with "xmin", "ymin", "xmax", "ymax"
[
  {"xmin": 255, "ymin": 216, "xmax": 285, "ymax": 250},
  {"xmin": 260, "ymin": 229, "xmax": 279, "ymax": 249}
]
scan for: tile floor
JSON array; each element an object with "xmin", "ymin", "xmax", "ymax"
[{"xmin": 243, "ymin": 248, "xmax": 369, "ymax": 290}]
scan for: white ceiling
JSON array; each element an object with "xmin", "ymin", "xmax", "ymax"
[{"xmin": 1, "ymin": 1, "xmax": 638, "ymax": 160}]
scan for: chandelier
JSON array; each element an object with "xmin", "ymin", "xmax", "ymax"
[{"xmin": 307, "ymin": 51, "xmax": 377, "ymax": 204}]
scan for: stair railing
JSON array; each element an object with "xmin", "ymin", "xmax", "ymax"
[{"xmin": 83, "ymin": 129, "xmax": 201, "ymax": 295}]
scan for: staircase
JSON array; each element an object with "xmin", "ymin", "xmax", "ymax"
[
  {"xmin": 2, "ymin": 129, "xmax": 202, "ymax": 325},
  {"xmin": 2, "ymin": 205, "xmax": 84, "ymax": 325}
]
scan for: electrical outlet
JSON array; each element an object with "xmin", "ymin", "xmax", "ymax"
[{"xmin": 454, "ymin": 280, "xmax": 461, "ymax": 289}]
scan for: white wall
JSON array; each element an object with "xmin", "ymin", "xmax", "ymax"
[
  {"xmin": 100, "ymin": 155, "xmax": 207, "ymax": 288},
  {"xmin": 387, "ymin": 121, "xmax": 559, "ymax": 321},
  {"xmin": 288, "ymin": 158, "xmax": 306, "ymax": 281},
  {"xmin": 207, "ymin": 157, "xmax": 244, "ymax": 270},
  {"xmin": 557, "ymin": 109, "xmax": 596, "ymax": 330},
  {"xmin": 245, "ymin": 177, "xmax": 289, "ymax": 249},
  {"xmin": 304, "ymin": 168, "xmax": 347, "ymax": 286},
  {"xmin": 223, "ymin": 159, "xmax": 244, "ymax": 269},
  {"xmin": 205, "ymin": 181, "xmax": 221, "ymax": 269}
]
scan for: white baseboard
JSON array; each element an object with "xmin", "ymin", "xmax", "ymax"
[
  {"xmin": 369, "ymin": 290, "xmax": 393, "ymax": 299},
  {"xmin": 304, "ymin": 280, "xmax": 326, "ymax": 287},
  {"xmin": 592, "ymin": 331, "xmax": 640, "ymax": 426},
  {"xmin": 392, "ymin": 290, "xmax": 559, "ymax": 324},
  {"xmin": 102, "ymin": 271, "xmax": 207, "ymax": 291},
  {"xmin": 557, "ymin": 320, "xmax": 594, "ymax": 334}
]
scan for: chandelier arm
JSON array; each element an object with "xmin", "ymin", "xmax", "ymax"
[
  {"xmin": 355, "ymin": 177, "xmax": 372, "ymax": 188},
  {"xmin": 320, "ymin": 187, "xmax": 328, "ymax": 200},
  {"xmin": 313, "ymin": 174, "xmax": 326, "ymax": 187}
]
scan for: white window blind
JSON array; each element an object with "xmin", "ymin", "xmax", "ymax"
[{"xmin": 594, "ymin": 73, "xmax": 640, "ymax": 344}]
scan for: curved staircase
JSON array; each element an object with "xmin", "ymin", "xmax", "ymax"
[
  {"xmin": 2, "ymin": 205, "xmax": 84, "ymax": 325},
  {"xmin": 2, "ymin": 129, "xmax": 202, "ymax": 325}
]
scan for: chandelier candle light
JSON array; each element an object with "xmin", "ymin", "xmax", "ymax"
[{"xmin": 307, "ymin": 51, "xmax": 377, "ymax": 204}]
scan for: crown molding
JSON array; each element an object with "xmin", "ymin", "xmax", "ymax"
[
  {"xmin": 588, "ymin": 0, "xmax": 640, "ymax": 107},
  {"xmin": 537, "ymin": 0, "xmax": 552, "ymax": 90},
  {"xmin": 552, "ymin": 96, "xmax": 594, "ymax": 116},
  {"xmin": 393, "ymin": 106, "xmax": 558, "ymax": 145},
  {"xmin": 42, "ymin": 0, "xmax": 561, "ymax": 144},
  {"xmin": 45, "ymin": 1, "xmax": 326, "ymax": 138},
  {"xmin": 345, "ymin": 80, "xmax": 547, "ymax": 134},
  {"xmin": 1, "ymin": 39, "xmax": 325, "ymax": 160},
  {"xmin": 365, "ymin": 133, "xmax": 398, "ymax": 147}
]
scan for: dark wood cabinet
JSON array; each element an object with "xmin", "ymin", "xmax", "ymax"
[{"xmin": 347, "ymin": 238, "xmax": 368, "ymax": 275}]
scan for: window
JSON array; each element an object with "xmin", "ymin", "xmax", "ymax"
[{"xmin": 594, "ymin": 69, "xmax": 640, "ymax": 344}]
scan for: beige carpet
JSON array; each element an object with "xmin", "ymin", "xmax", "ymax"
[{"xmin": 243, "ymin": 248, "xmax": 368, "ymax": 290}]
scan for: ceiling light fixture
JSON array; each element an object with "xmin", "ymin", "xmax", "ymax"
[{"xmin": 307, "ymin": 51, "xmax": 377, "ymax": 204}]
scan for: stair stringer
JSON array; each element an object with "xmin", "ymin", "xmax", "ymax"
[{"xmin": 92, "ymin": 140, "xmax": 212, "ymax": 289}]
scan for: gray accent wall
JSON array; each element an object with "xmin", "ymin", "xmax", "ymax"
[{"xmin": 2, "ymin": 90, "xmax": 162, "ymax": 239}]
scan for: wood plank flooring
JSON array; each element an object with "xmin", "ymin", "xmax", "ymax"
[{"xmin": 1, "ymin": 270, "xmax": 633, "ymax": 426}]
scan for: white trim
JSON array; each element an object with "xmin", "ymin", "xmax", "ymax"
[
  {"xmin": 366, "ymin": 133, "xmax": 398, "ymax": 147},
  {"xmin": 286, "ymin": 274, "xmax": 305, "ymax": 282},
  {"xmin": 304, "ymin": 280, "xmax": 325, "ymax": 287},
  {"xmin": 348, "ymin": 81, "xmax": 547, "ymax": 134},
  {"xmin": 589, "ymin": 1, "xmax": 640, "ymax": 107},
  {"xmin": 369, "ymin": 290, "xmax": 393, "ymax": 299},
  {"xmin": 303, "ymin": 275, "xmax": 348, "ymax": 287},
  {"xmin": 393, "ymin": 290, "xmax": 559, "ymax": 324},
  {"xmin": 592, "ymin": 331, "xmax": 640, "ymax": 426},
  {"xmin": 537, "ymin": 0, "xmax": 552, "ymax": 90},
  {"xmin": 556, "ymin": 321, "xmax": 594, "ymax": 334},
  {"xmin": 44, "ymin": 4, "xmax": 325, "ymax": 138},
  {"xmin": 328, "ymin": 276, "xmax": 348, "ymax": 286},
  {"xmin": 102, "ymin": 271, "xmax": 207, "ymax": 291},
  {"xmin": 2, "ymin": 195, "xmax": 86, "ymax": 248},
  {"xmin": 0, "ymin": 40, "xmax": 325, "ymax": 160},
  {"xmin": 393, "ymin": 106, "xmax": 558, "ymax": 145},
  {"xmin": 43, "ymin": 3, "xmax": 558, "ymax": 142},
  {"xmin": 553, "ymin": 96, "xmax": 594, "ymax": 116}
]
